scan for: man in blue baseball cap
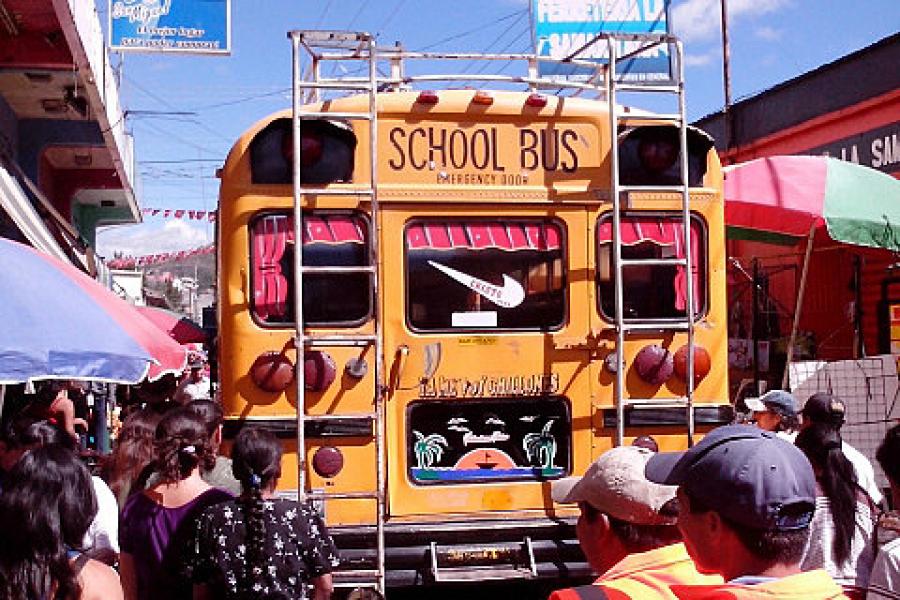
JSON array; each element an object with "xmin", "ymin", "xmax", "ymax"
[
  {"xmin": 644, "ymin": 425, "xmax": 848, "ymax": 599},
  {"xmin": 744, "ymin": 390, "xmax": 800, "ymax": 439}
]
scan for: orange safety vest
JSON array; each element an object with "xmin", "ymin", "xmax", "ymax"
[
  {"xmin": 549, "ymin": 543, "xmax": 722, "ymax": 600},
  {"xmin": 670, "ymin": 569, "xmax": 849, "ymax": 600}
]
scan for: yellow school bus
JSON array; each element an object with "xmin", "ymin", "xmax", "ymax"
[{"xmin": 216, "ymin": 31, "xmax": 731, "ymax": 593}]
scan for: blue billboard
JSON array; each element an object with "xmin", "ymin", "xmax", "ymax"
[
  {"xmin": 532, "ymin": 0, "xmax": 672, "ymax": 81},
  {"xmin": 109, "ymin": 0, "xmax": 231, "ymax": 54}
]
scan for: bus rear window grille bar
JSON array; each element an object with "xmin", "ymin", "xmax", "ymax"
[
  {"xmin": 619, "ymin": 257, "xmax": 687, "ymax": 267},
  {"xmin": 300, "ymin": 265, "xmax": 376, "ymax": 275}
]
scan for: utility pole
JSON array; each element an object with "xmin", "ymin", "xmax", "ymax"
[{"xmin": 721, "ymin": 0, "xmax": 733, "ymax": 160}]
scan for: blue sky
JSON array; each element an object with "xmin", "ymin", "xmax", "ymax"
[{"xmin": 95, "ymin": 0, "xmax": 900, "ymax": 257}]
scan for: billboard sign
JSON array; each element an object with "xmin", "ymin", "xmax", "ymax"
[
  {"xmin": 532, "ymin": 0, "xmax": 672, "ymax": 81},
  {"xmin": 110, "ymin": 0, "xmax": 230, "ymax": 54}
]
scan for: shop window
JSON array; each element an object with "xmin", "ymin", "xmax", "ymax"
[
  {"xmin": 250, "ymin": 212, "xmax": 371, "ymax": 326},
  {"xmin": 596, "ymin": 214, "xmax": 707, "ymax": 320}
]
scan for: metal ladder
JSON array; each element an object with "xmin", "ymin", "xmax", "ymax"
[
  {"xmin": 289, "ymin": 30, "xmax": 386, "ymax": 596},
  {"xmin": 604, "ymin": 34, "xmax": 697, "ymax": 447}
]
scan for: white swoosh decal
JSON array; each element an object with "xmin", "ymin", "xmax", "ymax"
[{"xmin": 428, "ymin": 261, "xmax": 525, "ymax": 308}]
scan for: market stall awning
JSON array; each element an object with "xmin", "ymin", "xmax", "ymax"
[
  {"xmin": 136, "ymin": 306, "xmax": 208, "ymax": 345},
  {"xmin": 0, "ymin": 238, "xmax": 187, "ymax": 384},
  {"xmin": 723, "ymin": 155, "xmax": 900, "ymax": 250}
]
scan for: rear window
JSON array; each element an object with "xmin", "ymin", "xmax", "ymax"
[
  {"xmin": 249, "ymin": 212, "xmax": 371, "ymax": 326},
  {"xmin": 596, "ymin": 213, "xmax": 707, "ymax": 321},
  {"xmin": 405, "ymin": 219, "xmax": 566, "ymax": 331}
]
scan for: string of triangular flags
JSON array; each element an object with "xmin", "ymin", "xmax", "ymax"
[
  {"xmin": 142, "ymin": 208, "xmax": 217, "ymax": 222},
  {"xmin": 106, "ymin": 244, "xmax": 215, "ymax": 270}
]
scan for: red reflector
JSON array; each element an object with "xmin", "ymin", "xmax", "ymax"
[
  {"xmin": 312, "ymin": 446, "xmax": 344, "ymax": 478},
  {"xmin": 416, "ymin": 90, "xmax": 439, "ymax": 105},
  {"xmin": 472, "ymin": 91, "xmax": 494, "ymax": 105},
  {"xmin": 525, "ymin": 93, "xmax": 548, "ymax": 108}
]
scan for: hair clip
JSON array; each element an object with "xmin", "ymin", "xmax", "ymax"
[
  {"xmin": 249, "ymin": 473, "xmax": 262, "ymax": 488},
  {"xmin": 181, "ymin": 444, "xmax": 196, "ymax": 455}
]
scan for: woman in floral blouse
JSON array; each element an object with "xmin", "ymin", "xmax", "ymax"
[{"xmin": 185, "ymin": 426, "xmax": 340, "ymax": 599}]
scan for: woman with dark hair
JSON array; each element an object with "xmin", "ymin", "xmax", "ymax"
[
  {"xmin": 119, "ymin": 407, "xmax": 232, "ymax": 600},
  {"xmin": 186, "ymin": 426, "xmax": 339, "ymax": 599},
  {"xmin": 101, "ymin": 408, "xmax": 162, "ymax": 509},
  {"xmin": 0, "ymin": 444, "xmax": 122, "ymax": 599},
  {"xmin": 796, "ymin": 422, "xmax": 875, "ymax": 596}
]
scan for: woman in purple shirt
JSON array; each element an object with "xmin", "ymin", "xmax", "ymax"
[{"xmin": 119, "ymin": 407, "xmax": 232, "ymax": 600}]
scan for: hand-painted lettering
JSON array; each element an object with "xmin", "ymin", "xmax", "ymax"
[
  {"xmin": 388, "ymin": 127, "xmax": 406, "ymax": 169},
  {"xmin": 560, "ymin": 129, "xmax": 579, "ymax": 172},
  {"xmin": 388, "ymin": 125, "xmax": 582, "ymax": 176}
]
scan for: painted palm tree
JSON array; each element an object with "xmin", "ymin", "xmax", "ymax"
[
  {"xmin": 413, "ymin": 430, "xmax": 448, "ymax": 469},
  {"xmin": 523, "ymin": 420, "xmax": 557, "ymax": 469}
]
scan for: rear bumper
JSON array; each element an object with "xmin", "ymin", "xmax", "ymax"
[{"xmin": 331, "ymin": 515, "xmax": 591, "ymax": 587}]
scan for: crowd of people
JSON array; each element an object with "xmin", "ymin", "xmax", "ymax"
[
  {"xmin": 0, "ymin": 373, "xmax": 895, "ymax": 600},
  {"xmin": 551, "ymin": 390, "xmax": 900, "ymax": 600},
  {"xmin": 0, "ymin": 379, "xmax": 340, "ymax": 600}
]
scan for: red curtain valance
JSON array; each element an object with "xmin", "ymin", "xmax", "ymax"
[
  {"xmin": 597, "ymin": 218, "xmax": 701, "ymax": 312},
  {"xmin": 406, "ymin": 222, "xmax": 561, "ymax": 251}
]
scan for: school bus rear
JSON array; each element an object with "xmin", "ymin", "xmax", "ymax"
[{"xmin": 216, "ymin": 89, "xmax": 731, "ymax": 585}]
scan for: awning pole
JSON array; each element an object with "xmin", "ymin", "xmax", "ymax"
[{"xmin": 782, "ymin": 224, "xmax": 816, "ymax": 389}]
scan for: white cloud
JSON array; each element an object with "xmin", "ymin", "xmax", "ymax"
[
  {"xmin": 96, "ymin": 219, "xmax": 212, "ymax": 258},
  {"xmin": 671, "ymin": 0, "xmax": 792, "ymax": 44}
]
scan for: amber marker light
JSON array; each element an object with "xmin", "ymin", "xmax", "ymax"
[
  {"xmin": 472, "ymin": 90, "xmax": 494, "ymax": 105},
  {"xmin": 416, "ymin": 90, "xmax": 439, "ymax": 105}
]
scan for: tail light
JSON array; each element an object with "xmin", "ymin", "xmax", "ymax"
[
  {"xmin": 312, "ymin": 446, "xmax": 344, "ymax": 478},
  {"xmin": 637, "ymin": 134, "xmax": 678, "ymax": 173},
  {"xmin": 304, "ymin": 350, "xmax": 337, "ymax": 391},
  {"xmin": 250, "ymin": 118, "xmax": 356, "ymax": 185},
  {"xmin": 249, "ymin": 352, "xmax": 294, "ymax": 393},
  {"xmin": 634, "ymin": 344, "xmax": 673, "ymax": 385},
  {"xmin": 281, "ymin": 129, "xmax": 324, "ymax": 168},
  {"xmin": 674, "ymin": 345, "xmax": 711, "ymax": 384}
]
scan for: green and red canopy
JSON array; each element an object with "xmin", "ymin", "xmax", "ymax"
[{"xmin": 724, "ymin": 155, "xmax": 900, "ymax": 250}]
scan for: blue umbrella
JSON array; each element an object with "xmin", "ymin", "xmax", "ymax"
[{"xmin": 0, "ymin": 238, "xmax": 187, "ymax": 384}]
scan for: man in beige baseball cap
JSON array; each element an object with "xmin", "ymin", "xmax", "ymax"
[{"xmin": 548, "ymin": 445, "xmax": 721, "ymax": 600}]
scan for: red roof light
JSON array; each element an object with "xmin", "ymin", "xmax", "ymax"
[
  {"xmin": 525, "ymin": 93, "xmax": 548, "ymax": 108},
  {"xmin": 416, "ymin": 90, "xmax": 439, "ymax": 105}
]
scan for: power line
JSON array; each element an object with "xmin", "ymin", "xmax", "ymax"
[
  {"xmin": 420, "ymin": 8, "xmax": 525, "ymax": 51},
  {"xmin": 376, "ymin": 0, "xmax": 408, "ymax": 36},
  {"xmin": 346, "ymin": 0, "xmax": 369, "ymax": 29}
]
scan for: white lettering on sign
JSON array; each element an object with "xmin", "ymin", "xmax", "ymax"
[
  {"xmin": 872, "ymin": 134, "xmax": 900, "ymax": 168},
  {"xmin": 536, "ymin": 0, "xmax": 661, "ymax": 23}
]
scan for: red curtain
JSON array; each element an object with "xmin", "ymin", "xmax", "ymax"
[
  {"xmin": 252, "ymin": 215, "xmax": 290, "ymax": 320},
  {"xmin": 251, "ymin": 214, "xmax": 365, "ymax": 320},
  {"xmin": 597, "ymin": 218, "xmax": 701, "ymax": 312}
]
